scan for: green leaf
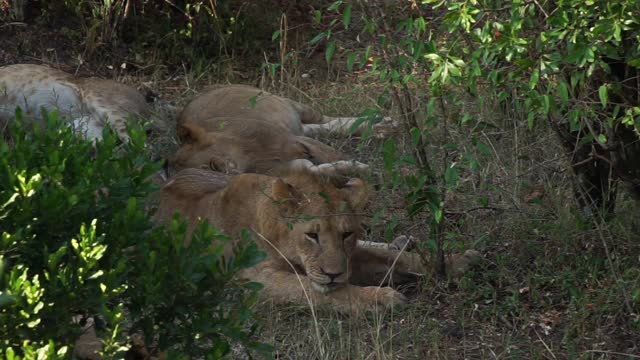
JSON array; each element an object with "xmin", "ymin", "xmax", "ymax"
[
  {"xmin": 434, "ymin": 208, "xmax": 443, "ymax": 224},
  {"xmin": 325, "ymin": 41, "xmax": 337, "ymax": 65},
  {"xmin": 382, "ymin": 138, "xmax": 396, "ymax": 172},
  {"xmin": 528, "ymin": 112, "xmax": 535, "ymax": 129},
  {"xmin": 529, "ymin": 69, "xmax": 539, "ymax": 90},
  {"xmin": 343, "ymin": 5, "xmax": 352, "ymax": 29},
  {"xmin": 557, "ymin": 81, "xmax": 569, "ymax": 105},
  {"xmin": 599, "ymin": 85, "xmax": 608, "ymax": 108},
  {"xmin": 0, "ymin": 294, "xmax": 16, "ymax": 308},
  {"xmin": 542, "ymin": 95, "xmax": 550, "ymax": 114},
  {"xmin": 309, "ymin": 32, "xmax": 326, "ymax": 45},
  {"xmin": 328, "ymin": 1, "xmax": 343, "ymax": 11},
  {"xmin": 474, "ymin": 139, "xmax": 492, "ymax": 156},
  {"xmin": 477, "ymin": 196, "xmax": 489, "ymax": 207},
  {"xmin": 410, "ymin": 127, "xmax": 422, "ymax": 147},
  {"xmin": 444, "ymin": 165, "xmax": 459, "ymax": 188},
  {"xmin": 346, "ymin": 52, "xmax": 357, "ymax": 72},
  {"xmin": 597, "ymin": 134, "xmax": 607, "ymax": 144}
]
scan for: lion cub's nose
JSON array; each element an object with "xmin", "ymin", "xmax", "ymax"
[{"xmin": 320, "ymin": 268, "xmax": 343, "ymax": 282}]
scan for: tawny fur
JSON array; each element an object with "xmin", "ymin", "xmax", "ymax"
[
  {"xmin": 155, "ymin": 168, "xmax": 481, "ymax": 313},
  {"xmin": 170, "ymin": 85, "xmax": 374, "ymax": 176},
  {"xmin": 0, "ymin": 64, "xmax": 150, "ymax": 141}
]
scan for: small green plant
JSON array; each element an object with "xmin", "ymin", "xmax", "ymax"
[{"xmin": 0, "ymin": 110, "xmax": 270, "ymax": 358}]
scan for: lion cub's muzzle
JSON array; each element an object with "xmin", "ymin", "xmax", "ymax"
[
  {"xmin": 311, "ymin": 281, "xmax": 346, "ymax": 294},
  {"xmin": 310, "ymin": 268, "xmax": 349, "ymax": 294}
]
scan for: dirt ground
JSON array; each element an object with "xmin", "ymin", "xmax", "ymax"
[{"xmin": 2, "ymin": 23, "xmax": 640, "ymax": 360}]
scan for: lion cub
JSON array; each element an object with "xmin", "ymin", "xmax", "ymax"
[
  {"xmin": 0, "ymin": 64, "xmax": 150, "ymax": 141},
  {"xmin": 171, "ymin": 85, "xmax": 377, "ymax": 177},
  {"xmin": 179, "ymin": 84, "xmax": 394, "ymax": 138},
  {"xmin": 155, "ymin": 168, "xmax": 480, "ymax": 313}
]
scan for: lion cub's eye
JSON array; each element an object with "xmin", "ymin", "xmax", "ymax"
[
  {"xmin": 209, "ymin": 159, "xmax": 218, "ymax": 171},
  {"xmin": 305, "ymin": 232, "xmax": 319, "ymax": 243},
  {"xmin": 342, "ymin": 232, "xmax": 354, "ymax": 240},
  {"xmin": 304, "ymin": 150, "xmax": 314, "ymax": 161}
]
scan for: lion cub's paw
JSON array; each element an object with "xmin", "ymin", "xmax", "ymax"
[
  {"xmin": 314, "ymin": 160, "xmax": 370, "ymax": 176},
  {"xmin": 389, "ymin": 235, "xmax": 415, "ymax": 251},
  {"xmin": 371, "ymin": 116, "xmax": 400, "ymax": 139},
  {"xmin": 362, "ymin": 286, "xmax": 407, "ymax": 309},
  {"xmin": 448, "ymin": 249, "xmax": 483, "ymax": 278},
  {"xmin": 329, "ymin": 286, "xmax": 407, "ymax": 314}
]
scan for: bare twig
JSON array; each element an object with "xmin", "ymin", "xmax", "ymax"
[
  {"xmin": 584, "ymin": 350, "xmax": 640, "ymax": 358},
  {"xmin": 0, "ymin": 22, "xmax": 26, "ymax": 28}
]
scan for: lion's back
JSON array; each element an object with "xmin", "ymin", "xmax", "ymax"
[{"xmin": 178, "ymin": 85, "xmax": 304, "ymax": 135}]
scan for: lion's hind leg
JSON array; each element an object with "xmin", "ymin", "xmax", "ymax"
[
  {"xmin": 349, "ymin": 247, "xmax": 425, "ymax": 288},
  {"xmin": 285, "ymin": 98, "xmax": 374, "ymax": 137},
  {"xmin": 358, "ymin": 235, "xmax": 415, "ymax": 252},
  {"xmin": 349, "ymin": 246, "xmax": 483, "ymax": 287},
  {"xmin": 285, "ymin": 159, "xmax": 369, "ymax": 177},
  {"xmin": 303, "ymin": 115, "xmax": 398, "ymax": 138},
  {"xmin": 302, "ymin": 118, "xmax": 359, "ymax": 137}
]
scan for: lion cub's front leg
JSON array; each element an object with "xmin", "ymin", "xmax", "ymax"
[{"xmin": 241, "ymin": 261, "xmax": 406, "ymax": 314}]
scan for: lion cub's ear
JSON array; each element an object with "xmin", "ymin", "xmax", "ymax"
[
  {"xmin": 341, "ymin": 178, "xmax": 371, "ymax": 212},
  {"xmin": 271, "ymin": 178, "xmax": 301, "ymax": 206},
  {"xmin": 178, "ymin": 121, "xmax": 209, "ymax": 144}
]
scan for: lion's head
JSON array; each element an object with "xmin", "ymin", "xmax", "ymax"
[
  {"xmin": 263, "ymin": 172, "xmax": 371, "ymax": 293},
  {"xmin": 170, "ymin": 120, "xmax": 345, "ymax": 175}
]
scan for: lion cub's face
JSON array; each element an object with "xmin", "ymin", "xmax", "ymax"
[
  {"xmin": 271, "ymin": 177, "xmax": 369, "ymax": 293},
  {"xmin": 293, "ymin": 213, "xmax": 359, "ymax": 293}
]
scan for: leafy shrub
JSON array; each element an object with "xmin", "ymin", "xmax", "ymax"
[
  {"xmin": 310, "ymin": 1, "xmax": 640, "ymax": 276},
  {"xmin": 0, "ymin": 110, "xmax": 269, "ymax": 359}
]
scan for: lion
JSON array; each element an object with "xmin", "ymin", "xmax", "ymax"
[
  {"xmin": 170, "ymin": 84, "xmax": 392, "ymax": 176},
  {"xmin": 178, "ymin": 84, "xmax": 394, "ymax": 137},
  {"xmin": 171, "ymin": 118, "xmax": 369, "ymax": 177},
  {"xmin": 154, "ymin": 168, "xmax": 481, "ymax": 313},
  {"xmin": 0, "ymin": 64, "xmax": 150, "ymax": 141}
]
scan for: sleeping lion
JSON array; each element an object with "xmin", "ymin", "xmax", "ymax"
[
  {"xmin": 155, "ymin": 168, "xmax": 481, "ymax": 313},
  {"xmin": 0, "ymin": 64, "xmax": 149, "ymax": 142},
  {"xmin": 170, "ymin": 84, "xmax": 393, "ymax": 177}
]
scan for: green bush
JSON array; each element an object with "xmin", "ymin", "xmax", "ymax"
[{"xmin": 0, "ymin": 110, "xmax": 269, "ymax": 359}]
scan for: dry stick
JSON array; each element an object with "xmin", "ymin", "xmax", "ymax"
[
  {"xmin": 278, "ymin": 13, "xmax": 287, "ymax": 89},
  {"xmin": 0, "ymin": 22, "xmax": 26, "ymax": 28},
  {"xmin": 533, "ymin": 329, "xmax": 557, "ymax": 360},
  {"xmin": 584, "ymin": 350, "xmax": 640, "ymax": 359},
  {"xmin": 252, "ymin": 231, "xmax": 327, "ymax": 359},
  {"xmin": 437, "ymin": 93, "xmax": 449, "ymax": 277}
]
